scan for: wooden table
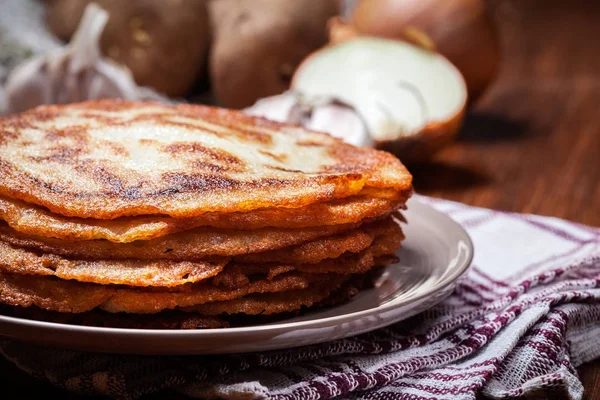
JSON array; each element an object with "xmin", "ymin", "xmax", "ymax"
[
  {"xmin": 413, "ymin": 1, "xmax": 600, "ymax": 398},
  {"xmin": 1, "ymin": 0, "xmax": 598, "ymax": 398}
]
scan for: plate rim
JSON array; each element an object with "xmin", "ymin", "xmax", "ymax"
[{"xmin": 0, "ymin": 198, "xmax": 473, "ymax": 339}]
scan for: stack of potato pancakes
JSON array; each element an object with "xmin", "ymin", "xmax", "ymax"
[{"xmin": 0, "ymin": 100, "xmax": 413, "ymax": 329}]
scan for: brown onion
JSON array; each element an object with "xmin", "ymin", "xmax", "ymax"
[{"xmin": 350, "ymin": 0, "xmax": 500, "ymax": 102}]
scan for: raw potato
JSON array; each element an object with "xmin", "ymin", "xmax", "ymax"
[
  {"xmin": 45, "ymin": 0, "xmax": 211, "ymax": 97},
  {"xmin": 209, "ymin": 0, "xmax": 339, "ymax": 108},
  {"xmin": 45, "ymin": 0, "xmax": 90, "ymax": 41}
]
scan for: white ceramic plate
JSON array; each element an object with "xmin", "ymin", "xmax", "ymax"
[{"xmin": 0, "ymin": 198, "xmax": 472, "ymax": 355}]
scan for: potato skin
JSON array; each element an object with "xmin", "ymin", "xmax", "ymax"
[
  {"xmin": 46, "ymin": 0, "xmax": 338, "ymax": 101},
  {"xmin": 45, "ymin": 0, "xmax": 91, "ymax": 41},
  {"xmin": 45, "ymin": 0, "xmax": 211, "ymax": 97},
  {"xmin": 209, "ymin": 0, "xmax": 339, "ymax": 109}
]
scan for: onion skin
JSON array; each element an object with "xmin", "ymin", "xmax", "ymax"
[
  {"xmin": 375, "ymin": 104, "xmax": 466, "ymax": 164},
  {"xmin": 327, "ymin": 16, "xmax": 360, "ymax": 44},
  {"xmin": 350, "ymin": 0, "xmax": 500, "ymax": 102}
]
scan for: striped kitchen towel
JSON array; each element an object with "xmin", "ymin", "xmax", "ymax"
[{"xmin": 1, "ymin": 196, "xmax": 599, "ymax": 399}]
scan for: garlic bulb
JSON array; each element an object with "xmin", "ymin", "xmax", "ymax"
[{"xmin": 3, "ymin": 3, "xmax": 169, "ymax": 115}]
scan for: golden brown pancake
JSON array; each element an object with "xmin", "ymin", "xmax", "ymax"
[
  {"xmin": 186, "ymin": 280, "xmax": 346, "ymax": 316},
  {"xmin": 0, "ymin": 100, "xmax": 412, "ymax": 219},
  {"xmin": 0, "ymin": 305, "xmax": 232, "ymax": 329},
  {"xmin": 0, "ymin": 240, "xmax": 228, "ymax": 287},
  {"xmin": 0, "ymin": 276, "xmax": 368, "ymax": 328},
  {"xmin": 0, "ymin": 271, "xmax": 339, "ymax": 314},
  {"xmin": 0, "ymin": 195, "xmax": 404, "ymax": 243},
  {"xmin": 236, "ymin": 216, "xmax": 403, "ymax": 264},
  {"xmin": 236, "ymin": 229, "xmax": 373, "ymax": 265},
  {"xmin": 295, "ymin": 253, "xmax": 397, "ymax": 274},
  {"xmin": 0, "ymin": 228, "xmax": 398, "ymax": 288},
  {"xmin": 0, "ymin": 195, "xmax": 405, "ymax": 243},
  {"xmin": 211, "ymin": 245, "xmax": 396, "ymax": 291},
  {"xmin": 0, "ymin": 215, "xmax": 400, "ymax": 262},
  {"xmin": 0, "ymin": 99, "xmax": 412, "ymax": 327},
  {"xmin": 0, "ymin": 220, "xmax": 360, "ymax": 260}
]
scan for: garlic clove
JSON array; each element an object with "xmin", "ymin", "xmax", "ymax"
[
  {"xmin": 3, "ymin": 3, "xmax": 169, "ymax": 115},
  {"xmin": 304, "ymin": 102, "xmax": 372, "ymax": 147},
  {"xmin": 245, "ymin": 92, "xmax": 371, "ymax": 148},
  {"xmin": 244, "ymin": 91, "xmax": 301, "ymax": 123}
]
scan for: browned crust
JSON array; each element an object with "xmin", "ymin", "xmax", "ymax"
[
  {"xmin": 185, "ymin": 278, "xmax": 347, "ymax": 316},
  {"xmin": 0, "ymin": 240, "xmax": 229, "ymax": 287},
  {"xmin": 236, "ymin": 216, "xmax": 402, "ymax": 264},
  {"xmin": 0, "ymin": 221, "xmax": 360, "ymax": 260},
  {"xmin": 0, "ymin": 221, "xmax": 401, "ymax": 288},
  {"xmin": 0, "ymin": 271, "xmax": 334, "ymax": 314},
  {"xmin": 0, "ymin": 229, "xmax": 401, "ymax": 313},
  {"xmin": 0, "ymin": 194, "xmax": 406, "ymax": 242},
  {"xmin": 0, "ymin": 100, "xmax": 412, "ymax": 219},
  {"xmin": 0, "ymin": 275, "xmax": 370, "ymax": 328},
  {"xmin": 0, "ymin": 305, "xmax": 231, "ymax": 329},
  {"xmin": 0, "ymin": 216, "xmax": 399, "ymax": 262}
]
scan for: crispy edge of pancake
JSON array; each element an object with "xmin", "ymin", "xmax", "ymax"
[
  {"xmin": 0, "ymin": 227, "xmax": 400, "ymax": 288},
  {"xmin": 0, "ymin": 276, "xmax": 371, "ymax": 328},
  {"xmin": 0, "ymin": 235, "xmax": 401, "ymax": 314},
  {"xmin": 0, "ymin": 220, "xmax": 361, "ymax": 260},
  {"xmin": 187, "ymin": 271, "xmax": 374, "ymax": 317},
  {"xmin": 0, "ymin": 101, "xmax": 413, "ymax": 219},
  {"xmin": 0, "ymin": 305, "xmax": 231, "ymax": 329},
  {"xmin": 0, "ymin": 195, "xmax": 405, "ymax": 242},
  {"xmin": 0, "ymin": 271, "xmax": 334, "ymax": 314},
  {"xmin": 211, "ymin": 248, "xmax": 396, "ymax": 291},
  {"xmin": 184, "ymin": 278, "xmax": 348, "ymax": 316},
  {"xmin": 236, "ymin": 216, "xmax": 403, "ymax": 264},
  {"xmin": 0, "ymin": 240, "xmax": 230, "ymax": 287}
]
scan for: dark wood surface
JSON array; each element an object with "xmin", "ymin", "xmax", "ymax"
[
  {"xmin": 414, "ymin": 1, "xmax": 600, "ymax": 399},
  {"xmin": 0, "ymin": 0, "xmax": 598, "ymax": 398},
  {"xmin": 413, "ymin": 0, "xmax": 600, "ymax": 228}
]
